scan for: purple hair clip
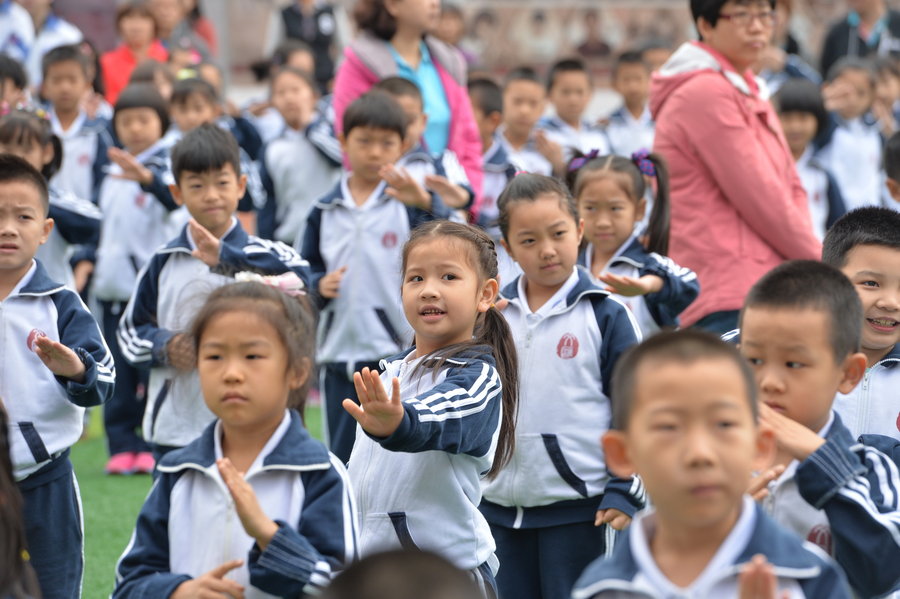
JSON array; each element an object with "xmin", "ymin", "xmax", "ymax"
[
  {"xmin": 631, "ymin": 149, "xmax": 656, "ymax": 177},
  {"xmin": 567, "ymin": 148, "xmax": 601, "ymax": 172}
]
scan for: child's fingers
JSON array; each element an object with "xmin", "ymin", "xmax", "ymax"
[
  {"xmin": 352, "ymin": 371, "xmax": 370, "ymax": 404},
  {"xmin": 594, "ymin": 509, "xmax": 606, "ymax": 527},
  {"xmin": 390, "ymin": 377, "xmax": 401, "ymax": 405},
  {"xmin": 342, "ymin": 398, "xmax": 366, "ymax": 422},
  {"xmin": 610, "ymin": 514, "xmax": 631, "ymax": 530},
  {"xmin": 208, "ymin": 559, "xmax": 244, "ymax": 579},
  {"xmin": 203, "ymin": 578, "xmax": 245, "ymax": 599},
  {"xmin": 363, "ymin": 368, "xmax": 386, "ymax": 403}
]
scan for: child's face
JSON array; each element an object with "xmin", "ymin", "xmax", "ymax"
[
  {"xmin": 740, "ymin": 306, "xmax": 861, "ymax": 432},
  {"xmin": 0, "ymin": 180, "xmax": 52, "ymax": 278},
  {"xmin": 835, "ymin": 69, "xmax": 875, "ymax": 120},
  {"xmin": 198, "ymin": 310, "xmax": 306, "ymax": 434},
  {"xmin": 613, "ymin": 63, "xmax": 650, "ymax": 110},
  {"xmin": 502, "ymin": 80, "xmax": 546, "ymax": 139},
  {"xmin": 876, "ymin": 72, "xmax": 900, "ymax": 108},
  {"xmin": 401, "ymin": 237, "xmax": 497, "ymax": 357},
  {"xmin": 779, "ymin": 111, "xmax": 818, "ymax": 157},
  {"xmin": 603, "ymin": 357, "xmax": 772, "ymax": 533},
  {"xmin": 0, "ymin": 140, "xmax": 53, "ymax": 173},
  {"xmin": 578, "ymin": 175, "xmax": 643, "ymax": 260},
  {"xmin": 548, "ymin": 71, "xmax": 592, "ymax": 126},
  {"xmin": 501, "ymin": 194, "xmax": 584, "ymax": 297},
  {"xmin": 468, "ymin": 101, "xmax": 502, "ymax": 152},
  {"xmin": 270, "ymin": 72, "xmax": 315, "ymax": 130},
  {"xmin": 394, "ymin": 94, "xmax": 427, "ymax": 152},
  {"xmin": 341, "ymin": 126, "xmax": 404, "ymax": 185},
  {"xmin": 42, "ymin": 60, "xmax": 90, "ymax": 114},
  {"xmin": 1, "ymin": 78, "xmax": 25, "ymax": 107},
  {"xmin": 115, "ymin": 107, "xmax": 163, "ymax": 155},
  {"xmin": 171, "ymin": 92, "xmax": 218, "ymax": 133},
  {"xmin": 840, "ymin": 244, "xmax": 900, "ymax": 363},
  {"xmin": 171, "ymin": 163, "xmax": 246, "ymax": 239},
  {"xmin": 119, "ymin": 14, "xmax": 155, "ymax": 48}
]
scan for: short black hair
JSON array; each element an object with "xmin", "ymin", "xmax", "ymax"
[
  {"xmin": 497, "ymin": 174, "xmax": 579, "ymax": 242},
  {"xmin": 171, "ymin": 77, "xmax": 219, "ymax": 106},
  {"xmin": 822, "ymin": 207, "xmax": 900, "ymax": 267},
  {"xmin": 114, "ymin": 83, "xmax": 170, "ymax": 135},
  {"xmin": 773, "ymin": 78, "xmax": 829, "ymax": 138},
  {"xmin": 41, "ymin": 43, "xmax": 91, "ymax": 81},
  {"xmin": 0, "ymin": 154, "xmax": 50, "ymax": 215},
  {"xmin": 741, "ymin": 260, "xmax": 863, "ymax": 361},
  {"xmin": 690, "ymin": 0, "xmax": 775, "ymax": 33},
  {"xmin": 342, "ymin": 91, "xmax": 408, "ymax": 139},
  {"xmin": 613, "ymin": 50, "xmax": 650, "ymax": 77},
  {"xmin": 270, "ymin": 66, "xmax": 317, "ymax": 98},
  {"xmin": 504, "ymin": 66, "xmax": 542, "ymax": 91},
  {"xmin": 170, "ymin": 123, "xmax": 241, "ymax": 185},
  {"xmin": 320, "ymin": 550, "xmax": 480, "ymax": 599},
  {"xmin": 611, "ymin": 330, "xmax": 757, "ymax": 430},
  {"xmin": 468, "ymin": 77, "xmax": 503, "ymax": 116},
  {"xmin": 885, "ymin": 131, "xmax": 900, "ymax": 181},
  {"xmin": 826, "ymin": 56, "xmax": 876, "ymax": 86},
  {"xmin": 546, "ymin": 58, "xmax": 590, "ymax": 91},
  {"xmin": 0, "ymin": 54, "xmax": 27, "ymax": 91},
  {"xmin": 373, "ymin": 76, "xmax": 423, "ymax": 106}
]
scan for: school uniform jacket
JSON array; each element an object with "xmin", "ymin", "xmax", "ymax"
[
  {"xmin": 36, "ymin": 185, "xmax": 102, "ymax": 289},
  {"xmin": 474, "ymin": 137, "xmax": 517, "ymax": 234},
  {"xmin": 48, "ymin": 109, "xmax": 113, "ymax": 203},
  {"xmin": 348, "ymin": 347, "xmax": 502, "ymax": 571},
  {"xmin": 481, "ymin": 268, "xmax": 644, "ymax": 529},
  {"xmin": 396, "ymin": 143, "xmax": 474, "ymax": 210},
  {"xmin": 795, "ymin": 147, "xmax": 847, "ymax": 241},
  {"xmin": 815, "ymin": 112, "xmax": 884, "ymax": 212},
  {"xmin": 1, "ymin": 260, "xmax": 114, "ymax": 481},
  {"xmin": 117, "ymin": 219, "xmax": 311, "ymax": 448},
  {"xmin": 299, "ymin": 176, "xmax": 452, "ymax": 364},
  {"xmin": 578, "ymin": 234, "xmax": 700, "ymax": 335},
  {"xmin": 537, "ymin": 114, "xmax": 612, "ymax": 162},
  {"xmin": 834, "ymin": 344, "xmax": 900, "ymax": 442},
  {"xmin": 571, "ymin": 499, "xmax": 851, "ymax": 599},
  {"xmin": 604, "ymin": 106, "xmax": 655, "ymax": 158},
  {"xmin": 113, "ymin": 410, "xmax": 358, "ymax": 599},
  {"xmin": 762, "ymin": 411, "xmax": 900, "ymax": 598}
]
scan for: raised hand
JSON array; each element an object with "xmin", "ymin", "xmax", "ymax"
[
  {"xmin": 318, "ymin": 266, "xmax": 347, "ymax": 299},
  {"xmin": 34, "ymin": 336, "xmax": 85, "ymax": 383},
  {"xmin": 424, "ymin": 174, "xmax": 469, "ymax": 209},
  {"xmin": 759, "ymin": 403, "xmax": 825, "ymax": 462},
  {"xmin": 171, "ymin": 559, "xmax": 246, "ymax": 599},
  {"xmin": 380, "ymin": 164, "xmax": 430, "ymax": 210},
  {"xmin": 738, "ymin": 554, "xmax": 790, "ymax": 599},
  {"xmin": 747, "ymin": 464, "xmax": 786, "ymax": 502},
  {"xmin": 534, "ymin": 130, "xmax": 564, "ymax": 173},
  {"xmin": 594, "ymin": 507, "xmax": 632, "ymax": 530},
  {"xmin": 596, "ymin": 273, "xmax": 663, "ymax": 297},
  {"xmin": 189, "ymin": 219, "xmax": 221, "ymax": 267},
  {"xmin": 107, "ymin": 147, "xmax": 153, "ymax": 185},
  {"xmin": 167, "ymin": 333, "xmax": 196, "ymax": 372},
  {"xmin": 217, "ymin": 458, "xmax": 279, "ymax": 550},
  {"xmin": 342, "ymin": 367, "xmax": 404, "ymax": 438}
]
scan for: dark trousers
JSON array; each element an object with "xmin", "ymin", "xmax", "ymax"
[
  {"xmin": 19, "ymin": 453, "xmax": 83, "ymax": 599},
  {"xmin": 319, "ymin": 361, "xmax": 380, "ymax": 463},
  {"xmin": 100, "ymin": 301, "xmax": 150, "ymax": 455},
  {"xmin": 490, "ymin": 521, "xmax": 611, "ymax": 599},
  {"xmin": 692, "ymin": 309, "xmax": 741, "ymax": 337}
]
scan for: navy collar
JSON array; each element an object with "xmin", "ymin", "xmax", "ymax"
[
  {"xmin": 162, "ymin": 218, "xmax": 246, "ymax": 253},
  {"xmin": 501, "ymin": 266, "xmax": 609, "ymax": 310},
  {"xmin": 18, "ymin": 260, "xmax": 66, "ymax": 296},
  {"xmin": 379, "ymin": 345, "xmax": 494, "ymax": 370},
  {"xmin": 876, "ymin": 343, "xmax": 900, "ymax": 368},
  {"xmin": 158, "ymin": 410, "xmax": 331, "ymax": 472},
  {"xmin": 484, "ymin": 138, "xmax": 514, "ymax": 170}
]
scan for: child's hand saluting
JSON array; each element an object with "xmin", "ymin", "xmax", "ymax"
[
  {"xmin": 170, "ymin": 559, "xmax": 245, "ymax": 599},
  {"xmin": 343, "ymin": 367, "xmax": 404, "ymax": 438},
  {"xmin": 217, "ymin": 457, "xmax": 279, "ymax": 550},
  {"xmin": 34, "ymin": 336, "xmax": 86, "ymax": 383}
]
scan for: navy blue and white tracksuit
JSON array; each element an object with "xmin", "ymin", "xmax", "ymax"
[
  {"xmin": 480, "ymin": 267, "xmax": 644, "ymax": 599},
  {"xmin": 795, "ymin": 147, "xmax": 847, "ymax": 241},
  {"xmin": 396, "ymin": 143, "xmax": 474, "ymax": 214},
  {"xmin": 36, "ymin": 185, "xmax": 101, "ymax": 290},
  {"xmin": 603, "ymin": 106, "xmax": 655, "ymax": 158},
  {"xmin": 113, "ymin": 410, "xmax": 358, "ymax": 599},
  {"xmin": 48, "ymin": 109, "xmax": 113, "ymax": 204},
  {"xmin": 834, "ymin": 344, "xmax": 900, "ymax": 442},
  {"xmin": 537, "ymin": 114, "xmax": 612, "ymax": 164}
]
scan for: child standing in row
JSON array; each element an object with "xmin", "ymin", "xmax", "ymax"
[
  {"xmin": 300, "ymin": 91, "xmax": 454, "ymax": 463},
  {"xmin": 570, "ymin": 152, "xmax": 699, "ymax": 335},
  {"xmin": 499, "ymin": 67, "xmax": 555, "ymax": 177},
  {"xmin": 343, "ymin": 220, "xmax": 518, "ymax": 597},
  {"xmin": 604, "ymin": 52, "xmax": 655, "ymax": 158},
  {"xmin": 114, "ymin": 281, "xmax": 357, "ymax": 598},
  {"xmin": 479, "ymin": 174, "xmax": 642, "ymax": 599}
]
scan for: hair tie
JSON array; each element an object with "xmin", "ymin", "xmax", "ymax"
[
  {"xmin": 567, "ymin": 148, "xmax": 601, "ymax": 172},
  {"xmin": 631, "ymin": 149, "xmax": 656, "ymax": 177},
  {"xmin": 234, "ymin": 271, "xmax": 307, "ymax": 297}
]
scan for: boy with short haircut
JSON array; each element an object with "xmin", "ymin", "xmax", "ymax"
[
  {"xmin": 740, "ymin": 260, "xmax": 900, "ymax": 598},
  {"xmin": 118, "ymin": 123, "xmax": 311, "ymax": 458},
  {"xmin": 499, "ymin": 66, "xmax": 556, "ymax": 177},
  {"xmin": 538, "ymin": 58, "xmax": 610, "ymax": 171},
  {"xmin": 298, "ymin": 91, "xmax": 453, "ymax": 462},
  {"xmin": 573, "ymin": 330, "xmax": 850, "ymax": 598},
  {"xmin": 41, "ymin": 43, "xmax": 112, "ymax": 203},
  {"xmin": 0, "ymin": 154, "xmax": 114, "ymax": 599},
  {"xmin": 0, "ymin": 53, "xmax": 28, "ymax": 106},
  {"xmin": 605, "ymin": 51, "xmax": 655, "ymax": 158},
  {"xmin": 822, "ymin": 207, "xmax": 900, "ymax": 441}
]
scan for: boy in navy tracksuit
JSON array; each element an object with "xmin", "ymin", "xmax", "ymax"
[
  {"xmin": 740, "ymin": 261, "xmax": 900, "ymax": 598},
  {"xmin": 572, "ymin": 331, "xmax": 850, "ymax": 599},
  {"xmin": 299, "ymin": 91, "xmax": 453, "ymax": 463},
  {"xmin": 0, "ymin": 155, "xmax": 114, "ymax": 599},
  {"xmin": 118, "ymin": 124, "xmax": 311, "ymax": 458}
]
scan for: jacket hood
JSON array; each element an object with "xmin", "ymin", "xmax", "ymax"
[{"xmin": 649, "ymin": 41, "xmax": 766, "ymax": 119}]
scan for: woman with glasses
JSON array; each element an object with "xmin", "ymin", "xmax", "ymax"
[{"xmin": 648, "ymin": 0, "xmax": 821, "ymax": 335}]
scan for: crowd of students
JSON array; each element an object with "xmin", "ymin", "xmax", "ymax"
[{"xmin": 0, "ymin": 0, "xmax": 900, "ymax": 598}]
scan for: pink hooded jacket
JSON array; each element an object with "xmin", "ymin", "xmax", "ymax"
[
  {"xmin": 650, "ymin": 41, "xmax": 821, "ymax": 326},
  {"xmin": 333, "ymin": 32, "xmax": 483, "ymax": 203}
]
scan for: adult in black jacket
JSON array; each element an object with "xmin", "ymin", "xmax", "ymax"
[{"xmin": 820, "ymin": 0, "xmax": 900, "ymax": 78}]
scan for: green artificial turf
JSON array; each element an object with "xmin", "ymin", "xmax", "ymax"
[{"xmin": 71, "ymin": 405, "xmax": 323, "ymax": 598}]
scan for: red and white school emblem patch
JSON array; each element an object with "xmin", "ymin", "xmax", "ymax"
[
  {"xmin": 382, "ymin": 232, "xmax": 398, "ymax": 249},
  {"xmin": 78, "ymin": 153, "xmax": 91, "ymax": 166},
  {"xmin": 27, "ymin": 328, "xmax": 47, "ymax": 352},
  {"xmin": 806, "ymin": 524, "xmax": 833, "ymax": 555},
  {"xmin": 557, "ymin": 333, "xmax": 579, "ymax": 359}
]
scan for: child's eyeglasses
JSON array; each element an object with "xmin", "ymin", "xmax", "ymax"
[{"xmin": 718, "ymin": 10, "xmax": 777, "ymax": 27}]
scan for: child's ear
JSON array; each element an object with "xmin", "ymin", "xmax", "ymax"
[
  {"xmin": 289, "ymin": 357, "xmax": 311, "ymax": 391},
  {"xmin": 635, "ymin": 197, "xmax": 647, "ymax": 223},
  {"xmin": 41, "ymin": 217, "xmax": 54, "ymax": 245},
  {"xmin": 602, "ymin": 430, "xmax": 636, "ymax": 478},
  {"xmin": 837, "ymin": 352, "xmax": 868, "ymax": 394},
  {"xmin": 237, "ymin": 173, "xmax": 248, "ymax": 199},
  {"xmin": 41, "ymin": 143, "xmax": 55, "ymax": 168},
  {"xmin": 338, "ymin": 132, "xmax": 347, "ymax": 154},
  {"xmin": 499, "ymin": 237, "xmax": 515, "ymax": 261},
  {"xmin": 752, "ymin": 424, "xmax": 777, "ymax": 472},
  {"xmin": 488, "ymin": 111, "xmax": 502, "ymax": 130},
  {"xmin": 887, "ymin": 178, "xmax": 900, "ymax": 203},
  {"xmin": 575, "ymin": 217, "xmax": 585, "ymax": 245},
  {"xmin": 477, "ymin": 277, "xmax": 499, "ymax": 313},
  {"xmin": 169, "ymin": 183, "xmax": 184, "ymax": 207}
]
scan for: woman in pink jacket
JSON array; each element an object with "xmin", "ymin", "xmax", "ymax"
[
  {"xmin": 333, "ymin": 0, "xmax": 482, "ymax": 202},
  {"xmin": 650, "ymin": 0, "xmax": 821, "ymax": 333}
]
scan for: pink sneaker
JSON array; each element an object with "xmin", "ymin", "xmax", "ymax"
[
  {"xmin": 105, "ymin": 452, "xmax": 136, "ymax": 475},
  {"xmin": 132, "ymin": 452, "xmax": 155, "ymax": 474}
]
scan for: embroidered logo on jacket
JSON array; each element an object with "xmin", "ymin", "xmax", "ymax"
[
  {"xmin": 806, "ymin": 524, "xmax": 833, "ymax": 555},
  {"xmin": 557, "ymin": 333, "xmax": 579, "ymax": 359},
  {"xmin": 382, "ymin": 231, "xmax": 398, "ymax": 249},
  {"xmin": 27, "ymin": 328, "xmax": 47, "ymax": 352}
]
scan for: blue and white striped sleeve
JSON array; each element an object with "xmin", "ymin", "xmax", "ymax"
[
  {"xmin": 639, "ymin": 253, "xmax": 700, "ymax": 328},
  {"xmin": 377, "ymin": 358, "xmax": 503, "ymax": 458},
  {"xmin": 796, "ymin": 440, "xmax": 900, "ymax": 598},
  {"xmin": 218, "ymin": 236, "xmax": 312, "ymax": 287},
  {"xmin": 117, "ymin": 254, "xmax": 175, "ymax": 368}
]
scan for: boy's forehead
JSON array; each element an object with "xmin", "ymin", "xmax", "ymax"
[
  {"xmin": 630, "ymin": 356, "xmax": 752, "ymax": 417},
  {"xmin": 842, "ymin": 243, "xmax": 900, "ymax": 273},
  {"xmin": 349, "ymin": 126, "xmax": 401, "ymax": 140},
  {"xmin": 0, "ymin": 180, "xmax": 46, "ymax": 210},
  {"xmin": 180, "ymin": 162, "xmax": 238, "ymax": 180},
  {"xmin": 505, "ymin": 80, "xmax": 544, "ymax": 96},
  {"xmin": 741, "ymin": 304, "xmax": 831, "ymax": 350}
]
